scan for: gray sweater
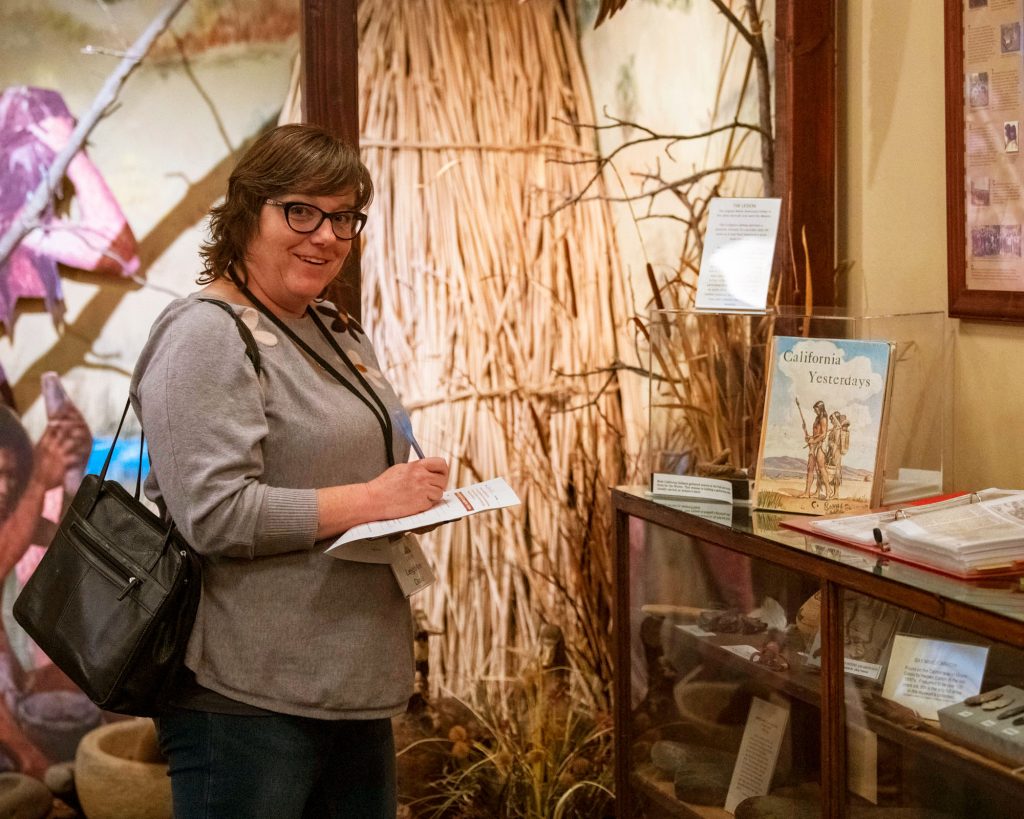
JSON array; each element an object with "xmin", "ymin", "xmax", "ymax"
[{"xmin": 130, "ymin": 293, "xmax": 413, "ymax": 720}]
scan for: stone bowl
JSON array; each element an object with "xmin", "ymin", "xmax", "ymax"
[
  {"xmin": 75, "ymin": 719, "xmax": 171, "ymax": 819},
  {"xmin": 671, "ymin": 680, "xmax": 746, "ymax": 753}
]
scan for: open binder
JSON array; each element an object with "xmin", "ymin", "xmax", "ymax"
[{"xmin": 782, "ymin": 488, "xmax": 1024, "ymax": 579}]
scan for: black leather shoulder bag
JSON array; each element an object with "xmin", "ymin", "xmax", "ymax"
[{"xmin": 12, "ymin": 298, "xmax": 258, "ymax": 716}]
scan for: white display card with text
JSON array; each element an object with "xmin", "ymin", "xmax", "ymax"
[
  {"xmin": 694, "ymin": 197, "xmax": 782, "ymax": 312},
  {"xmin": 882, "ymin": 635, "xmax": 989, "ymax": 720},
  {"xmin": 724, "ymin": 695, "xmax": 791, "ymax": 814}
]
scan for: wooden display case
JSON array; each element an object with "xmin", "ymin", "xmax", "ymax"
[{"xmin": 612, "ymin": 487, "xmax": 1024, "ymax": 818}]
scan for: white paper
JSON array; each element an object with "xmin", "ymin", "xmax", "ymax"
[
  {"xmin": 678, "ymin": 624, "xmax": 716, "ymax": 638},
  {"xmin": 722, "ymin": 644, "xmax": 760, "ymax": 661},
  {"xmin": 810, "ymin": 488, "xmax": 1024, "ymax": 550},
  {"xmin": 694, "ymin": 197, "xmax": 781, "ymax": 311},
  {"xmin": 886, "ymin": 492, "xmax": 1024, "ymax": 572},
  {"xmin": 846, "ymin": 725, "xmax": 878, "ymax": 804},
  {"xmin": 651, "ymin": 495, "xmax": 734, "ymax": 526},
  {"xmin": 724, "ymin": 696, "xmax": 791, "ymax": 813},
  {"xmin": 844, "ymin": 659, "xmax": 884, "ymax": 682},
  {"xmin": 803, "ymin": 634, "xmax": 885, "ymax": 680},
  {"xmin": 882, "ymin": 635, "xmax": 989, "ymax": 720},
  {"xmin": 335, "ymin": 537, "xmax": 399, "ymax": 564},
  {"xmin": 326, "ymin": 477, "xmax": 520, "ymax": 553},
  {"xmin": 650, "ymin": 473, "xmax": 733, "ymax": 504}
]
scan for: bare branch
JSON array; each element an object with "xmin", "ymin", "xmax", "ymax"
[
  {"xmin": 553, "ymin": 164, "xmax": 760, "ymax": 213},
  {"xmin": 549, "ymin": 160, "xmax": 756, "ymax": 216},
  {"xmin": 744, "ymin": 0, "xmax": 774, "ymax": 193},
  {"xmin": 553, "ymin": 112, "xmax": 769, "ymax": 167},
  {"xmin": 708, "ymin": 0, "xmax": 757, "ymax": 51},
  {"xmin": 171, "ymin": 33, "xmax": 236, "ymax": 155},
  {"xmin": 0, "ymin": 0, "xmax": 188, "ymax": 271}
]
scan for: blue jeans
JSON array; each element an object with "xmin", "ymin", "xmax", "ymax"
[{"xmin": 155, "ymin": 708, "xmax": 397, "ymax": 819}]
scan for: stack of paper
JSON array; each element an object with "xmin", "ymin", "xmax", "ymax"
[{"xmin": 886, "ymin": 494, "xmax": 1024, "ymax": 574}]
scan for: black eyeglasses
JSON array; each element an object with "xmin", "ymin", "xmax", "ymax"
[{"xmin": 265, "ymin": 199, "xmax": 367, "ymax": 240}]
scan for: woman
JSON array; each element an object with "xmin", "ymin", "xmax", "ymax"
[{"xmin": 130, "ymin": 124, "xmax": 449, "ymax": 818}]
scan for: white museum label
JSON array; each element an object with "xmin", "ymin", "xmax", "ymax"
[
  {"xmin": 882, "ymin": 635, "xmax": 989, "ymax": 720},
  {"xmin": 650, "ymin": 473, "xmax": 733, "ymax": 503},
  {"xmin": 694, "ymin": 197, "xmax": 782, "ymax": 311},
  {"xmin": 724, "ymin": 696, "xmax": 791, "ymax": 814}
]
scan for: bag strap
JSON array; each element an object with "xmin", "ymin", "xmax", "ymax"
[
  {"xmin": 197, "ymin": 298, "xmax": 262, "ymax": 376},
  {"xmin": 90, "ymin": 399, "xmax": 158, "ymax": 527},
  {"xmin": 98, "ymin": 399, "xmax": 131, "ymax": 484},
  {"xmin": 90, "ymin": 298, "xmax": 264, "ymax": 521}
]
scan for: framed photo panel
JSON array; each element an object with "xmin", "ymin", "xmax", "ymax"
[{"xmin": 946, "ymin": 0, "xmax": 1024, "ymax": 321}]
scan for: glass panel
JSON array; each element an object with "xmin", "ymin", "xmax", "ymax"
[
  {"xmin": 627, "ymin": 515, "xmax": 822, "ymax": 815},
  {"xmin": 648, "ymin": 307, "xmax": 951, "ymax": 507},
  {"xmin": 842, "ymin": 593, "xmax": 1024, "ymax": 816},
  {"xmin": 624, "ymin": 487, "xmax": 1024, "ymax": 628}
]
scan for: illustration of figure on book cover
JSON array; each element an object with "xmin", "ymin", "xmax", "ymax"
[{"xmin": 753, "ymin": 336, "xmax": 895, "ymax": 516}]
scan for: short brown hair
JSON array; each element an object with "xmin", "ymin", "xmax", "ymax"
[{"xmin": 198, "ymin": 124, "xmax": 373, "ymax": 284}]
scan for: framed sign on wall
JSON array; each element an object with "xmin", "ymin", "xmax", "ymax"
[{"xmin": 946, "ymin": 0, "xmax": 1024, "ymax": 321}]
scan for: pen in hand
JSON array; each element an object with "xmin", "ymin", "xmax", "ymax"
[{"xmin": 391, "ymin": 407, "xmax": 426, "ymax": 459}]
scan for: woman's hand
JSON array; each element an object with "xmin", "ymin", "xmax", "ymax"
[
  {"xmin": 365, "ymin": 457, "xmax": 449, "ymax": 520},
  {"xmin": 315, "ymin": 458, "xmax": 450, "ymax": 540}
]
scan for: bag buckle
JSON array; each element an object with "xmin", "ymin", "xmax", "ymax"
[{"xmin": 117, "ymin": 576, "xmax": 140, "ymax": 601}]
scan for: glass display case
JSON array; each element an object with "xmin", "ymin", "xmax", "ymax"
[
  {"xmin": 613, "ymin": 487, "xmax": 1024, "ymax": 818},
  {"xmin": 647, "ymin": 308, "xmax": 951, "ymax": 505}
]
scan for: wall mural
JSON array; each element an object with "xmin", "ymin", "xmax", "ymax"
[
  {"xmin": 0, "ymin": 1, "xmax": 763, "ymax": 813},
  {"xmin": 0, "ymin": 0, "xmax": 296, "ymax": 806}
]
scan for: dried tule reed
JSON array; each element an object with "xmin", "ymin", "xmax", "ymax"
[{"xmin": 284, "ymin": 0, "xmax": 639, "ymax": 706}]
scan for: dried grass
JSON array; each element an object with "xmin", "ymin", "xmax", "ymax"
[
  {"xmin": 284, "ymin": 0, "xmax": 640, "ymax": 701},
  {"xmin": 363, "ymin": 0, "xmax": 641, "ymax": 699}
]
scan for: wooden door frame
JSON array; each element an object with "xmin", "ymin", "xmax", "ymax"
[
  {"xmin": 300, "ymin": 0, "xmax": 362, "ymax": 317},
  {"xmin": 775, "ymin": 0, "xmax": 838, "ymax": 308}
]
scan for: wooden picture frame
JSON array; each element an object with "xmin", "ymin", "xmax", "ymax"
[{"xmin": 946, "ymin": 0, "xmax": 1024, "ymax": 321}]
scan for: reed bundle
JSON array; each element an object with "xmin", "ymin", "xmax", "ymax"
[{"xmin": 283, "ymin": 0, "xmax": 640, "ymax": 700}]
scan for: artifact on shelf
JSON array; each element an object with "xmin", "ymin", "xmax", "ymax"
[
  {"xmin": 735, "ymin": 789, "xmax": 953, "ymax": 819},
  {"xmin": 670, "ymin": 680, "xmax": 749, "ymax": 753},
  {"xmin": 632, "ymin": 615, "xmax": 681, "ymax": 728},
  {"xmin": 751, "ymin": 640, "xmax": 790, "ymax": 672},
  {"xmin": 697, "ymin": 608, "xmax": 768, "ymax": 634},
  {"xmin": 794, "ymin": 591, "xmax": 821, "ymax": 644},
  {"xmin": 938, "ymin": 684, "xmax": 1024, "ymax": 766},
  {"xmin": 862, "ymin": 693, "xmax": 929, "ymax": 731},
  {"xmin": 650, "ymin": 739, "xmax": 737, "ymax": 806}
]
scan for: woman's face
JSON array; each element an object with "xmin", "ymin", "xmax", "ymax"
[{"xmin": 243, "ymin": 191, "xmax": 356, "ymax": 316}]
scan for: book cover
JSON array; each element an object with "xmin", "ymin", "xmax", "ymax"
[{"xmin": 752, "ymin": 336, "xmax": 895, "ymax": 516}]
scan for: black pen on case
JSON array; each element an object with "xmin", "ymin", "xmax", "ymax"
[{"xmin": 391, "ymin": 407, "xmax": 426, "ymax": 459}]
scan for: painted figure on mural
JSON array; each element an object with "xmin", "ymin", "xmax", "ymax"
[
  {"xmin": 0, "ymin": 85, "xmax": 140, "ymax": 329},
  {"xmin": 0, "ymin": 400, "xmax": 96, "ymax": 775}
]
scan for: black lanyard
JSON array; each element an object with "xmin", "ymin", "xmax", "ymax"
[{"xmin": 238, "ymin": 285, "xmax": 396, "ymax": 467}]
